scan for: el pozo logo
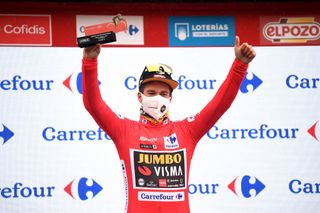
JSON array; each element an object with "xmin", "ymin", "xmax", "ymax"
[{"xmin": 263, "ymin": 17, "xmax": 320, "ymax": 44}]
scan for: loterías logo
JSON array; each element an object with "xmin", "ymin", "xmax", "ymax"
[
  {"xmin": 240, "ymin": 72, "xmax": 263, "ymax": 93},
  {"xmin": 63, "ymin": 72, "xmax": 101, "ymax": 94},
  {"xmin": 64, "ymin": 177, "xmax": 103, "ymax": 200},
  {"xmin": 308, "ymin": 120, "xmax": 319, "ymax": 142},
  {"xmin": 228, "ymin": 175, "xmax": 265, "ymax": 198},
  {"xmin": 0, "ymin": 123, "xmax": 14, "ymax": 145}
]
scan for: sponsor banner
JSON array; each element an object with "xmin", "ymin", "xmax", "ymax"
[
  {"xmin": 260, "ymin": 16, "xmax": 320, "ymax": 45},
  {"xmin": 168, "ymin": 16, "xmax": 235, "ymax": 47},
  {"xmin": 138, "ymin": 191, "xmax": 185, "ymax": 202},
  {"xmin": 130, "ymin": 149, "xmax": 187, "ymax": 190},
  {"xmin": 0, "ymin": 14, "xmax": 52, "ymax": 46},
  {"xmin": 76, "ymin": 15, "xmax": 144, "ymax": 45}
]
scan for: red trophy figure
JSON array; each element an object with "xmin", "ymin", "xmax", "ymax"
[{"xmin": 77, "ymin": 14, "xmax": 128, "ymax": 48}]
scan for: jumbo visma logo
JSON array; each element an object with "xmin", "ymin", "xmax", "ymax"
[
  {"xmin": 228, "ymin": 175, "xmax": 266, "ymax": 198},
  {"xmin": 64, "ymin": 177, "xmax": 103, "ymax": 200},
  {"xmin": 63, "ymin": 72, "xmax": 101, "ymax": 94},
  {"xmin": 0, "ymin": 123, "xmax": 14, "ymax": 145}
]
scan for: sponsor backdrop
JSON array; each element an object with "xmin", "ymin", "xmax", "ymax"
[{"xmin": 1, "ymin": 2, "xmax": 320, "ymax": 213}]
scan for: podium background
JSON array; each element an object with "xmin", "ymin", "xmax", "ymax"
[{"xmin": 1, "ymin": 2, "xmax": 320, "ymax": 213}]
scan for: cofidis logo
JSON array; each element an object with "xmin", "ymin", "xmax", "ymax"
[
  {"xmin": 261, "ymin": 16, "xmax": 320, "ymax": 45},
  {"xmin": 0, "ymin": 14, "xmax": 52, "ymax": 46},
  {"xmin": 64, "ymin": 177, "xmax": 103, "ymax": 200},
  {"xmin": 169, "ymin": 16, "xmax": 235, "ymax": 47},
  {"xmin": 228, "ymin": 175, "xmax": 265, "ymax": 198}
]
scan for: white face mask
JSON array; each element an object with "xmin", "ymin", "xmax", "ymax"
[{"xmin": 140, "ymin": 93, "xmax": 171, "ymax": 120}]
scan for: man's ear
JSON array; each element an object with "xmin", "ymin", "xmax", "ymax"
[{"xmin": 137, "ymin": 92, "xmax": 143, "ymax": 103}]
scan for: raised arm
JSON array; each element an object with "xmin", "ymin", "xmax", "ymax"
[
  {"xmin": 82, "ymin": 44, "xmax": 124, "ymax": 140},
  {"xmin": 186, "ymin": 36, "xmax": 256, "ymax": 142}
]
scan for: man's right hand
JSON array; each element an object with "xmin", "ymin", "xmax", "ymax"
[{"xmin": 83, "ymin": 44, "xmax": 101, "ymax": 59}]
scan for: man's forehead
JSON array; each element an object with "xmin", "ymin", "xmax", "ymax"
[{"xmin": 144, "ymin": 82, "xmax": 171, "ymax": 90}]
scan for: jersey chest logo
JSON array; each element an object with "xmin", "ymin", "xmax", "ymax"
[
  {"xmin": 163, "ymin": 133, "xmax": 179, "ymax": 149},
  {"xmin": 130, "ymin": 148, "xmax": 187, "ymax": 190}
]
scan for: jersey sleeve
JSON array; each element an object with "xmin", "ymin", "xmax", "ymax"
[
  {"xmin": 82, "ymin": 57, "xmax": 124, "ymax": 141},
  {"xmin": 184, "ymin": 58, "xmax": 248, "ymax": 143}
]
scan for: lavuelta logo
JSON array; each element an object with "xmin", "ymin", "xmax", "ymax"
[
  {"xmin": 228, "ymin": 175, "xmax": 265, "ymax": 198},
  {"xmin": 263, "ymin": 17, "xmax": 320, "ymax": 43},
  {"xmin": 308, "ymin": 120, "xmax": 319, "ymax": 142},
  {"xmin": 64, "ymin": 177, "xmax": 103, "ymax": 200},
  {"xmin": 63, "ymin": 72, "xmax": 101, "ymax": 94}
]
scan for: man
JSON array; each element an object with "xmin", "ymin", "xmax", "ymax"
[{"xmin": 82, "ymin": 36, "xmax": 255, "ymax": 213}]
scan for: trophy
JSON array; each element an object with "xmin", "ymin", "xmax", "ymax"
[{"xmin": 77, "ymin": 14, "xmax": 128, "ymax": 48}]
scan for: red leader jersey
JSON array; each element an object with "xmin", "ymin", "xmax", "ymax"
[{"xmin": 82, "ymin": 58, "xmax": 248, "ymax": 213}]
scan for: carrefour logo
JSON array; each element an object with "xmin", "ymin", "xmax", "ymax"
[
  {"xmin": 0, "ymin": 123, "xmax": 14, "ymax": 145},
  {"xmin": 125, "ymin": 75, "xmax": 218, "ymax": 90},
  {"xmin": 125, "ymin": 71, "xmax": 262, "ymax": 93},
  {"xmin": 64, "ymin": 177, "xmax": 103, "ymax": 200},
  {"xmin": 128, "ymin": 24, "xmax": 139, "ymax": 35},
  {"xmin": 188, "ymin": 183, "xmax": 219, "ymax": 195},
  {"xmin": 63, "ymin": 72, "xmax": 101, "ymax": 94},
  {"xmin": 0, "ymin": 182, "xmax": 55, "ymax": 199},
  {"xmin": 42, "ymin": 126, "xmax": 111, "ymax": 142},
  {"xmin": 289, "ymin": 179, "xmax": 320, "ymax": 194},
  {"xmin": 240, "ymin": 72, "xmax": 263, "ymax": 93},
  {"xmin": 207, "ymin": 124, "xmax": 299, "ymax": 141},
  {"xmin": 286, "ymin": 74, "xmax": 320, "ymax": 89},
  {"xmin": 308, "ymin": 120, "xmax": 319, "ymax": 142},
  {"xmin": 228, "ymin": 175, "xmax": 265, "ymax": 198},
  {"xmin": 0, "ymin": 75, "xmax": 54, "ymax": 91}
]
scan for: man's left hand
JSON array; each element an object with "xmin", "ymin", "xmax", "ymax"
[{"xmin": 234, "ymin": 36, "xmax": 256, "ymax": 64}]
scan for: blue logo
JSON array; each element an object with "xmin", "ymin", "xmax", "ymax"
[
  {"xmin": 164, "ymin": 133, "xmax": 179, "ymax": 149},
  {"xmin": 42, "ymin": 127, "xmax": 111, "ymax": 142},
  {"xmin": 169, "ymin": 135, "xmax": 177, "ymax": 144},
  {"xmin": 64, "ymin": 177, "xmax": 103, "ymax": 200},
  {"xmin": 289, "ymin": 179, "xmax": 320, "ymax": 194},
  {"xmin": 169, "ymin": 16, "xmax": 235, "ymax": 46},
  {"xmin": 240, "ymin": 72, "xmax": 263, "ymax": 93},
  {"xmin": 188, "ymin": 183, "xmax": 219, "ymax": 195},
  {"xmin": 63, "ymin": 72, "xmax": 101, "ymax": 94},
  {"xmin": 0, "ymin": 124, "xmax": 14, "ymax": 145},
  {"xmin": 176, "ymin": 193, "xmax": 183, "ymax": 200},
  {"xmin": 0, "ymin": 182, "xmax": 55, "ymax": 199},
  {"xmin": 0, "ymin": 75, "xmax": 54, "ymax": 91},
  {"xmin": 228, "ymin": 175, "xmax": 265, "ymax": 198},
  {"xmin": 207, "ymin": 124, "xmax": 299, "ymax": 141},
  {"xmin": 129, "ymin": 25, "xmax": 139, "ymax": 35}
]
